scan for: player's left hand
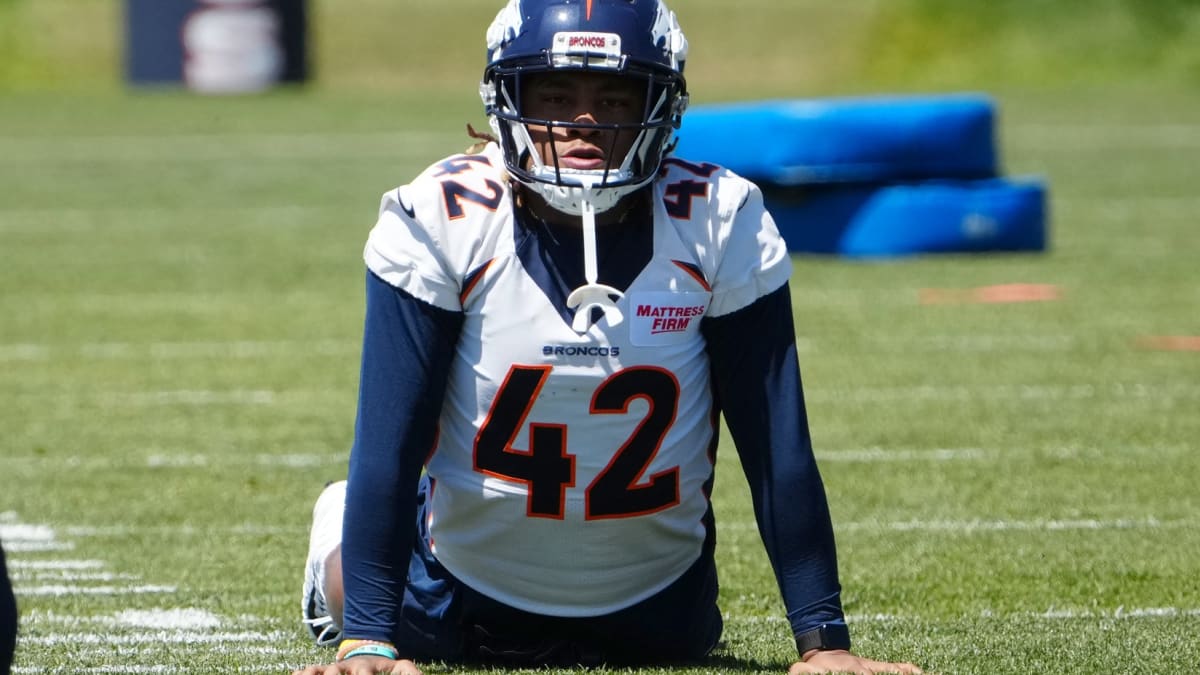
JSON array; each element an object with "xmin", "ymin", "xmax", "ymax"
[
  {"xmin": 291, "ymin": 656, "xmax": 423, "ymax": 675},
  {"xmin": 789, "ymin": 649, "xmax": 923, "ymax": 674}
]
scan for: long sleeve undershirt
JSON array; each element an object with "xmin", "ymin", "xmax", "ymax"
[
  {"xmin": 340, "ymin": 270, "xmax": 463, "ymax": 644},
  {"xmin": 702, "ymin": 284, "xmax": 846, "ymax": 637}
]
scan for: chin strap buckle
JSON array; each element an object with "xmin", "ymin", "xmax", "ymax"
[{"xmin": 565, "ymin": 196, "xmax": 624, "ymax": 333}]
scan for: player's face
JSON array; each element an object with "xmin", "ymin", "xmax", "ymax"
[{"xmin": 520, "ymin": 71, "xmax": 646, "ymax": 174}]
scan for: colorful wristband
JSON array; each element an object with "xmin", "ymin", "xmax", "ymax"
[
  {"xmin": 342, "ymin": 644, "xmax": 400, "ymax": 660},
  {"xmin": 336, "ymin": 639, "xmax": 399, "ymax": 661}
]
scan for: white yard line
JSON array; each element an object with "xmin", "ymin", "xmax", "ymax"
[
  {"xmin": 13, "ymin": 662, "xmax": 182, "ymax": 667},
  {"xmin": 62, "ymin": 524, "xmax": 305, "ymax": 537},
  {"xmin": 81, "ymin": 340, "xmax": 356, "ymax": 360},
  {"xmin": 109, "ymin": 608, "xmax": 222, "ymax": 629},
  {"xmin": 999, "ymin": 606, "xmax": 1200, "ymax": 620},
  {"xmin": 2, "ymin": 541, "xmax": 74, "ymax": 553},
  {"xmin": 719, "ymin": 516, "xmax": 1189, "ymax": 534},
  {"xmin": 0, "ymin": 203, "xmax": 339, "ymax": 220},
  {"xmin": 0, "ymin": 130, "xmax": 462, "ymax": 164},
  {"xmin": 102, "ymin": 390, "xmax": 277, "ymax": 406},
  {"xmin": 1, "ymin": 340, "xmax": 357, "ymax": 363},
  {"xmin": 145, "ymin": 453, "xmax": 339, "ymax": 471},
  {"xmin": 7, "ymin": 559, "xmax": 105, "ymax": 570},
  {"xmin": 0, "ymin": 524, "xmax": 70, "ymax": 554},
  {"xmin": 0, "ymin": 344, "xmax": 49, "ymax": 362},
  {"xmin": 3, "ymin": 389, "xmax": 280, "ymax": 407},
  {"xmin": 3, "ymin": 452, "xmax": 343, "ymax": 472},
  {"xmin": 3, "ymin": 516, "xmax": 179, "ymax": 601},
  {"xmin": 14, "ymin": 662, "xmax": 297, "ymax": 667},
  {"xmin": 16, "ymin": 623, "xmax": 296, "ymax": 666},
  {"xmin": 816, "ymin": 448, "xmax": 987, "ymax": 462},
  {"xmin": 0, "ymin": 523, "xmax": 56, "ymax": 542},
  {"xmin": 0, "ymin": 294, "xmax": 253, "ymax": 317},
  {"xmin": 22, "ymin": 630, "xmax": 286, "ymax": 646},
  {"xmin": 11, "ymin": 571, "xmax": 138, "ymax": 582},
  {"xmin": 17, "ymin": 608, "xmax": 267, "ymax": 629},
  {"xmin": 809, "ymin": 382, "xmax": 1200, "ymax": 403},
  {"xmin": 837, "ymin": 516, "xmax": 1184, "ymax": 533},
  {"xmin": 733, "ymin": 606, "xmax": 1200, "ymax": 625},
  {"xmin": 14, "ymin": 584, "xmax": 177, "ymax": 597}
]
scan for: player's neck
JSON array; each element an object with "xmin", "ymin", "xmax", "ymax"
[{"xmin": 518, "ymin": 186, "xmax": 647, "ymax": 229}]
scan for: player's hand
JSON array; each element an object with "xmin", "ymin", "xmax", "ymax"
[
  {"xmin": 789, "ymin": 649, "xmax": 923, "ymax": 674},
  {"xmin": 291, "ymin": 656, "xmax": 423, "ymax": 675}
]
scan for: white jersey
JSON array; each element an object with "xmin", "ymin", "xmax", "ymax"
[{"xmin": 364, "ymin": 142, "xmax": 791, "ymax": 616}]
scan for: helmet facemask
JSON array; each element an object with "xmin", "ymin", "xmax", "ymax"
[
  {"xmin": 480, "ymin": 0, "xmax": 689, "ymax": 217},
  {"xmin": 482, "ymin": 59, "xmax": 687, "ymax": 216}
]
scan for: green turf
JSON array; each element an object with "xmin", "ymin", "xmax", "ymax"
[{"xmin": 2, "ymin": 83, "xmax": 1198, "ymax": 674}]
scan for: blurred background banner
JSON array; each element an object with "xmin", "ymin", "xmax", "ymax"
[{"xmin": 125, "ymin": 0, "xmax": 308, "ymax": 92}]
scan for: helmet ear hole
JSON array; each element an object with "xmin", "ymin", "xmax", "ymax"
[{"xmin": 480, "ymin": 0, "xmax": 688, "ymax": 216}]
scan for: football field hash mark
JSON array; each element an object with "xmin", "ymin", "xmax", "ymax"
[
  {"xmin": 15, "ymin": 609, "xmax": 295, "ymax": 674},
  {"xmin": 4, "ymin": 514, "xmax": 178, "ymax": 598}
]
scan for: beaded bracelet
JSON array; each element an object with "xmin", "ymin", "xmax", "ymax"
[{"xmin": 336, "ymin": 639, "xmax": 399, "ymax": 661}]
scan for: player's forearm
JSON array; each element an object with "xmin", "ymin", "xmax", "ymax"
[
  {"xmin": 703, "ymin": 283, "xmax": 847, "ymax": 636},
  {"xmin": 340, "ymin": 271, "xmax": 464, "ymax": 640}
]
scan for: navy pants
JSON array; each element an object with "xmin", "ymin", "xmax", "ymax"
[{"xmin": 392, "ymin": 476, "xmax": 723, "ymax": 666}]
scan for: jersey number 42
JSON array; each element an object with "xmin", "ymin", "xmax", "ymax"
[{"xmin": 474, "ymin": 364, "xmax": 682, "ymax": 520}]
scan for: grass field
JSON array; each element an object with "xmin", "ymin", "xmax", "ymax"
[{"xmin": 2, "ymin": 76, "xmax": 1199, "ymax": 675}]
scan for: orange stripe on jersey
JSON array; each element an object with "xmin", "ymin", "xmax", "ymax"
[
  {"xmin": 460, "ymin": 259, "xmax": 495, "ymax": 305},
  {"xmin": 671, "ymin": 260, "xmax": 711, "ymax": 291},
  {"xmin": 586, "ymin": 0, "xmax": 593, "ymax": 20}
]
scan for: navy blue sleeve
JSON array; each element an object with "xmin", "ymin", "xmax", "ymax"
[
  {"xmin": 701, "ymin": 282, "xmax": 847, "ymax": 644},
  {"xmin": 340, "ymin": 270, "xmax": 463, "ymax": 644}
]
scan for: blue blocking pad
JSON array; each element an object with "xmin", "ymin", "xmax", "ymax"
[
  {"xmin": 674, "ymin": 94, "xmax": 999, "ymax": 185},
  {"xmin": 762, "ymin": 178, "xmax": 1048, "ymax": 256}
]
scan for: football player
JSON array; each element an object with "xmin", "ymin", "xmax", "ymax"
[{"xmin": 294, "ymin": 1, "xmax": 922, "ymax": 674}]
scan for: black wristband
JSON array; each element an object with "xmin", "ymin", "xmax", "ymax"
[{"xmin": 795, "ymin": 623, "xmax": 852, "ymax": 656}]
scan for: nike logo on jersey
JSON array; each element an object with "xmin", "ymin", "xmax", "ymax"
[{"xmin": 397, "ymin": 190, "xmax": 416, "ymax": 219}]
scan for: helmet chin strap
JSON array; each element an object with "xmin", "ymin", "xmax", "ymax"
[{"xmin": 565, "ymin": 190, "xmax": 625, "ymax": 333}]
